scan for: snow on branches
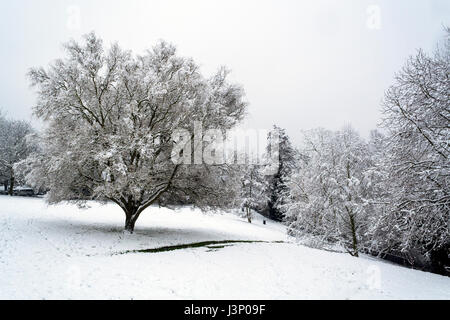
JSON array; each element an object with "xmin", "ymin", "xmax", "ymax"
[{"xmin": 25, "ymin": 33, "xmax": 247, "ymax": 232}]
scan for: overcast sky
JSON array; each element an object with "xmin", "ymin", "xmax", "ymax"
[{"xmin": 0, "ymin": 0, "xmax": 448, "ymax": 143}]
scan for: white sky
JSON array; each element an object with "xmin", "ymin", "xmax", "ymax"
[{"xmin": 0, "ymin": 0, "xmax": 448, "ymax": 143}]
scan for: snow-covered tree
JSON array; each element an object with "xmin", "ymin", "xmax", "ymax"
[
  {"xmin": 0, "ymin": 114, "xmax": 35, "ymax": 195},
  {"xmin": 372, "ymin": 29, "xmax": 450, "ymax": 272},
  {"xmin": 284, "ymin": 127, "xmax": 383, "ymax": 257},
  {"xmin": 266, "ymin": 126, "xmax": 297, "ymax": 221},
  {"xmin": 239, "ymin": 163, "xmax": 269, "ymax": 223},
  {"xmin": 24, "ymin": 33, "xmax": 247, "ymax": 232}
]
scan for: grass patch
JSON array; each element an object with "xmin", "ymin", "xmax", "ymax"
[{"xmin": 116, "ymin": 240, "xmax": 285, "ymax": 255}]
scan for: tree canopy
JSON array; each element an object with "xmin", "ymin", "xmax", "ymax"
[{"xmin": 25, "ymin": 32, "xmax": 247, "ymax": 232}]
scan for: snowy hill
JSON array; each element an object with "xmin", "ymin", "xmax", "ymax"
[{"xmin": 0, "ymin": 195, "xmax": 448, "ymax": 299}]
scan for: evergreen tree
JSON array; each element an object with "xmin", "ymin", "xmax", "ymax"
[{"xmin": 266, "ymin": 126, "xmax": 297, "ymax": 222}]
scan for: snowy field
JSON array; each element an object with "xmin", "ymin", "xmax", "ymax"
[{"xmin": 0, "ymin": 195, "xmax": 449, "ymax": 300}]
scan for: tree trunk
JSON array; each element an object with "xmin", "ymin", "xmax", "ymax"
[
  {"xmin": 345, "ymin": 164, "xmax": 358, "ymax": 257},
  {"xmin": 349, "ymin": 213, "xmax": 359, "ymax": 257},
  {"xmin": 246, "ymin": 207, "xmax": 252, "ymax": 223},
  {"xmin": 124, "ymin": 215, "xmax": 136, "ymax": 233},
  {"xmin": 8, "ymin": 177, "xmax": 14, "ymax": 196},
  {"xmin": 124, "ymin": 206, "xmax": 140, "ymax": 233}
]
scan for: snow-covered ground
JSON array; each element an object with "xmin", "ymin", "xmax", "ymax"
[{"xmin": 0, "ymin": 195, "xmax": 448, "ymax": 300}]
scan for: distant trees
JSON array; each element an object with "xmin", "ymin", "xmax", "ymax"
[
  {"xmin": 0, "ymin": 113, "xmax": 35, "ymax": 195},
  {"xmin": 24, "ymin": 33, "xmax": 246, "ymax": 232},
  {"xmin": 233, "ymin": 126, "xmax": 300, "ymax": 224}
]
